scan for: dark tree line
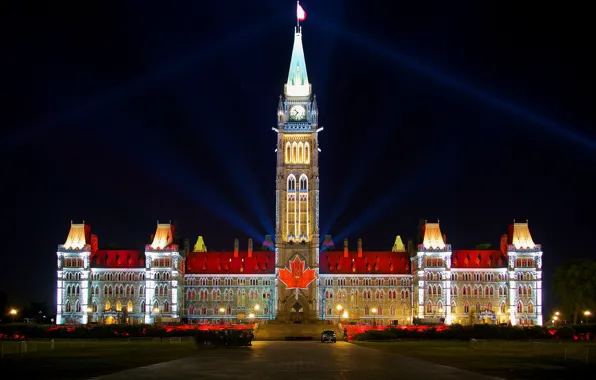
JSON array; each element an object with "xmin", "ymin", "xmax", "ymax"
[{"xmin": 553, "ymin": 259, "xmax": 596, "ymax": 324}]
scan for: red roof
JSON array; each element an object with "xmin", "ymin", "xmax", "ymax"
[
  {"xmin": 186, "ymin": 251, "xmax": 275, "ymax": 275},
  {"xmin": 90, "ymin": 250, "xmax": 145, "ymax": 268},
  {"xmin": 319, "ymin": 251, "xmax": 411, "ymax": 275},
  {"xmin": 451, "ymin": 250, "xmax": 507, "ymax": 269}
]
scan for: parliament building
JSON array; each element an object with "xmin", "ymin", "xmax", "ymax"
[{"xmin": 56, "ymin": 24, "xmax": 543, "ymax": 327}]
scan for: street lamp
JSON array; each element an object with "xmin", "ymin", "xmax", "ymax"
[
  {"xmin": 585, "ymin": 311, "xmax": 591, "ymax": 323},
  {"xmin": 371, "ymin": 307, "xmax": 377, "ymax": 327},
  {"xmin": 254, "ymin": 304, "xmax": 260, "ymax": 311},
  {"xmin": 9, "ymin": 309, "xmax": 17, "ymax": 324},
  {"xmin": 336, "ymin": 304, "xmax": 343, "ymax": 322},
  {"xmin": 153, "ymin": 307, "xmax": 160, "ymax": 325},
  {"xmin": 248, "ymin": 313, "xmax": 255, "ymax": 319}
]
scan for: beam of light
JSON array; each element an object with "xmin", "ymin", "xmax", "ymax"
[
  {"xmin": 321, "ymin": 140, "xmax": 460, "ymax": 252},
  {"xmin": 187, "ymin": 104, "xmax": 274, "ymax": 237},
  {"xmin": 320, "ymin": 102, "xmax": 394, "ymax": 238},
  {"xmin": 111, "ymin": 118, "xmax": 264, "ymax": 244},
  {"xmin": 312, "ymin": 20, "xmax": 596, "ymax": 152},
  {"xmin": 2, "ymin": 21, "xmax": 274, "ymax": 153}
]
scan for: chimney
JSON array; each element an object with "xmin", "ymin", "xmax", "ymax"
[
  {"xmin": 248, "ymin": 238, "xmax": 253, "ymax": 257},
  {"xmin": 234, "ymin": 238, "xmax": 239, "ymax": 257},
  {"xmin": 343, "ymin": 239, "xmax": 348, "ymax": 257},
  {"xmin": 358, "ymin": 238, "xmax": 363, "ymax": 257},
  {"xmin": 500, "ymin": 234, "xmax": 508, "ymax": 255},
  {"xmin": 90, "ymin": 234, "xmax": 99, "ymax": 254}
]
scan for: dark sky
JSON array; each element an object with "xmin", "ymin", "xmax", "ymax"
[{"xmin": 1, "ymin": 1, "xmax": 593, "ymax": 313}]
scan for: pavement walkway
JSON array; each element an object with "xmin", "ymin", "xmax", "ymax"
[{"xmin": 91, "ymin": 341, "xmax": 503, "ymax": 380}]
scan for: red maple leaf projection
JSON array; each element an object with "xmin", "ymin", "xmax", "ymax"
[{"xmin": 278, "ymin": 256, "xmax": 316, "ymax": 289}]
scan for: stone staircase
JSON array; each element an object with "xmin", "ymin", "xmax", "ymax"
[{"xmin": 254, "ymin": 320, "xmax": 343, "ymax": 341}]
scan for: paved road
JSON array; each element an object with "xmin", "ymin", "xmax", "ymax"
[{"xmin": 92, "ymin": 341, "xmax": 502, "ymax": 380}]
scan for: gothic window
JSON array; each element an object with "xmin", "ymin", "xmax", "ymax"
[
  {"xmin": 517, "ymin": 301, "xmax": 523, "ymax": 313},
  {"xmin": 464, "ymin": 302, "xmax": 470, "ymax": 313},
  {"xmin": 164, "ymin": 285, "xmax": 169, "ymax": 296},
  {"xmin": 140, "ymin": 286, "xmax": 145, "ymax": 296},
  {"xmin": 188, "ymin": 304, "xmax": 195, "ymax": 315},
  {"xmin": 65, "ymin": 301, "xmax": 71, "ymax": 313},
  {"xmin": 290, "ymin": 142, "xmax": 296, "ymax": 163},
  {"xmin": 475, "ymin": 302, "xmax": 481, "ymax": 312},
  {"xmin": 528, "ymin": 303, "xmax": 534, "ymax": 313},
  {"xmin": 438, "ymin": 286, "xmax": 442, "ymax": 295},
  {"xmin": 116, "ymin": 300, "xmax": 122, "ymax": 311},
  {"xmin": 364, "ymin": 305, "xmax": 370, "ymax": 316},
  {"xmin": 164, "ymin": 301, "xmax": 170, "ymax": 313},
  {"xmin": 426, "ymin": 301, "xmax": 433, "ymax": 313},
  {"xmin": 527, "ymin": 286, "xmax": 532, "ymax": 296},
  {"xmin": 297, "ymin": 174, "xmax": 309, "ymax": 240},
  {"xmin": 92, "ymin": 302, "xmax": 98, "ymax": 312},
  {"xmin": 140, "ymin": 301, "xmax": 145, "ymax": 313},
  {"xmin": 298, "ymin": 142, "xmax": 303, "ymax": 163},
  {"xmin": 227, "ymin": 305, "xmax": 232, "ymax": 315},
  {"xmin": 285, "ymin": 142, "xmax": 291, "ymax": 163},
  {"xmin": 304, "ymin": 142, "xmax": 310, "ymax": 164},
  {"xmin": 487, "ymin": 302, "xmax": 492, "ymax": 311},
  {"xmin": 127, "ymin": 300, "xmax": 133, "ymax": 313},
  {"xmin": 105, "ymin": 301, "xmax": 111, "ymax": 311}
]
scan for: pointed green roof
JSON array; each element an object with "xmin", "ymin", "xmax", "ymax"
[
  {"xmin": 193, "ymin": 236, "xmax": 207, "ymax": 252},
  {"xmin": 285, "ymin": 27, "xmax": 310, "ymax": 97}
]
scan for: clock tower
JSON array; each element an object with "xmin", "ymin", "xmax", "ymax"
[{"xmin": 274, "ymin": 25, "xmax": 321, "ymax": 321}]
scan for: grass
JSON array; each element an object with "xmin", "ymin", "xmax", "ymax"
[
  {"xmin": 353, "ymin": 340, "xmax": 596, "ymax": 379},
  {"xmin": 0, "ymin": 339, "xmax": 198, "ymax": 379}
]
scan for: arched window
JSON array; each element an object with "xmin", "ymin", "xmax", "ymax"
[
  {"xmin": 92, "ymin": 301, "xmax": 98, "ymax": 312},
  {"xmin": 426, "ymin": 301, "xmax": 433, "ymax": 313},
  {"xmin": 105, "ymin": 301, "xmax": 111, "ymax": 311},
  {"xmin": 116, "ymin": 300, "xmax": 122, "ymax": 311},
  {"xmin": 292, "ymin": 142, "xmax": 298, "ymax": 163},
  {"xmin": 487, "ymin": 302, "xmax": 492, "ymax": 311},
  {"xmin": 517, "ymin": 301, "xmax": 523, "ymax": 313},
  {"xmin": 127, "ymin": 300, "xmax": 133, "ymax": 313},
  {"xmin": 65, "ymin": 300, "xmax": 71, "ymax": 313},
  {"xmin": 527, "ymin": 286, "xmax": 532, "ymax": 296},
  {"xmin": 153, "ymin": 301, "xmax": 159, "ymax": 310},
  {"xmin": 438, "ymin": 286, "xmax": 442, "ymax": 295},
  {"xmin": 75, "ymin": 300, "xmax": 81, "ymax": 312},
  {"xmin": 500, "ymin": 302, "xmax": 506, "ymax": 314},
  {"xmin": 464, "ymin": 302, "xmax": 470, "ymax": 313},
  {"xmin": 304, "ymin": 142, "xmax": 310, "ymax": 164},
  {"xmin": 140, "ymin": 301, "xmax": 146, "ymax": 314},
  {"xmin": 298, "ymin": 142, "xmax": 303, "ymax": 163},
  {"xmin": 285, "ymin": 142, "xmax": 291, "ymax": 163},
  {"xmin": 164, "ymin": 301, "xmax": 170, "ymax": 313},
  {"xmin": 528, "ymin": 303, "xmax": 534, "ymax": 313}
]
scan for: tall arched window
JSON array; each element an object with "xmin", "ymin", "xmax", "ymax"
[
  {"xmin": 287, "ymin": 174, "xmax": 297, "ymax": 240},
  {"xmin": 285, "ymin": 142, "xmax": 291, "ymax": 163},
  {"xmin": 65, "ymin": 300, "xmax": 71, "ymax": 313},
  {"xmin": 116, "ymin": 300, "xmax": 122, "ymax": 311},
  {"xmin": 164, "ymin": 301, "xmax": 170, "ymax": 313},
  {"xmin": 517, "ymin": 301, "xmax": 523, "ymax": 313},
  {"xmin": 92, "ymin": 301, "xmax": 98, "ymax": 312},
  {"xmin": 298, "ymin": 142, "xmax": 303, "ymax": 163},
  {"xmin": 127, "ymin": 300, "xmax": 133, "ymax": 313},
  {"xmin": 105, "ymin": 301, "xmax": 111, "ymax": 311},
  {"xmin": 528, "ymin": 303, "xmax": 534, "ymax": 313},
  {"xmin": 304, "ymin": 142, "xmax": 310, "ymax": 164},
  {"xmin": 75, "ymin": 300, "xmax": 81, "ymax": 312},
  {"xmin": 298, "ymin": 174, "xmax": 309, "ymax": 241},
  {"xmin": 292, "ymin": 142, "xmax": 298, "ymax": 163}
]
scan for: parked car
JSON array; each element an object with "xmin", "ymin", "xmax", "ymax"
[{"xmin": 320, "ymin": 330, "xmax": 337, "ymax": 343}]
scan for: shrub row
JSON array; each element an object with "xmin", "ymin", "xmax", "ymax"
[
  {"xmin": 353, "ymin": 324, "xmax": 596, "ymax": 341},
  {"xmin": 0, "ymin": 324, "xmax": 200, "ymax": 340}
]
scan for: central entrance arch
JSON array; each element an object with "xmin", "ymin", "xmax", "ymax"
[{"xmin": 290, "ymin": 302, "xmax": 304, "ymax": 322}]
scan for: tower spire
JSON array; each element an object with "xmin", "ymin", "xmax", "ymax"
[{"xmin": 285, "ymin": 26, "xmax": 310, "ymax": 97}]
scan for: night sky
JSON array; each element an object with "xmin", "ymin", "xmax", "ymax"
[{"xmin": 2, "ymin": 1, "xmax": 593, "ymax": 314}]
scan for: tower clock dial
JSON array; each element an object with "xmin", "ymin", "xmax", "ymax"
[{"xmin": 289, "ymin": 105, "xmax": 306, "ymax": 121}]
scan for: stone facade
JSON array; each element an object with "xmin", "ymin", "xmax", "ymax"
[{"xmin": 55, "ymin": 25, "xmax": 542, "ymax": 326}]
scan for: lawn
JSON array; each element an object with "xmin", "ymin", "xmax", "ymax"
[
  {"xmin": 354, "ymin": 340, "xmax": 596, "ymax": 379},
  {"xmin": 0, "ymin": 339, "xmax": 198, "ymax": 379}
]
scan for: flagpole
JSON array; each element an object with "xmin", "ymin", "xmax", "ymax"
[{"xmin": 297, "ymin": 1, "xmax": 300, "ymax": 28}]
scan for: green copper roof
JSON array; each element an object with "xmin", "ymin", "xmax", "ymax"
[{"xmin": 285, "ymin": 27, "xmax": 310, "ymax": 97}]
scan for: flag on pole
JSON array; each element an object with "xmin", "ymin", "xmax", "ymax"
[{"xmin": 297, "ymin": 2, "xmax": 306, "ymax": 21}]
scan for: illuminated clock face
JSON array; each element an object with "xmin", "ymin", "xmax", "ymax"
[{"xmin": 290, "ymin": 105, "xmax": 306, "ymax": 121}]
